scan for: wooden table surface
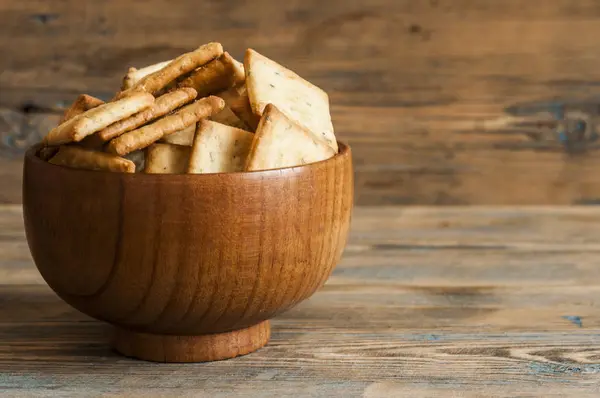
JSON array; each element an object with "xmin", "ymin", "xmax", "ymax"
[{"xmin": 2, "ymin": 205, "xmax": 600, "ymax": 397}]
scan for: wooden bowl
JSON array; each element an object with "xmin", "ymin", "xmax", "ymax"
[{"xmin": 22, "ymin": 142, "xmax": 353, "ymax": 362}]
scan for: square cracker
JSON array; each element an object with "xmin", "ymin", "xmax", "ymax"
[
  {"xmin": 244, "ymin": 49, "xmax": 337, "ymax": 151},
  {"xmin": 48, "ymin": 146, "xmax": 135, "ymax": 173},
  {"xmin": 145, "ymin": 143, "xmax": 191, "ymax": 174},
  {"xmin": 188, "ymin": 120, "xmax": 254, "ymax": 174},
  {"xmin": 178, "ymin": 52, "xmax": 245, "ymax": 97},
  {"xmin": 245, "ymin": 104, "xmax": 335, "ymax": 171}
]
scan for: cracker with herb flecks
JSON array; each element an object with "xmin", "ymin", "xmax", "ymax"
[
  {"xmin": 178, "ymin": 52, "xmax": 245, "ymax": 97},
  {"xmin": 107, "ymin": 96, "xmax": 224, "ymax": 156},
  {"xmin": 188, "ymin": 120, "xmax": 254, "ymax": 174},
  {"xmin": 245, "ymin": 104, "xmax": 335, "ymax": 171},
  {"xmin": 115, "ymin": 42, "xmax": 223, "ymax": 99},
  {"xmin": 48, "ymin": 146, "xmax": 135, "ymax": 173},
  {"xmin": 244, "ymin": 49, "xmax": 337, "ymax": 151},
  {"xmin": 145, "ymin": 143, "xmax": 190, "ymax": 174}
]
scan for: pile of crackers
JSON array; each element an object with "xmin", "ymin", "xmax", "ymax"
[{"xmin": 40, "ymin": 42, "xmax": 338, "ymax": 174}]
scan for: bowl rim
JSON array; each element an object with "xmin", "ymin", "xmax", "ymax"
[{"xmin": 25, "ymin": 141, "xmax": 351, "ymax": 178}]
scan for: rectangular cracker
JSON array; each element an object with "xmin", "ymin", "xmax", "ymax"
[
  {"xmin": 98, "ymin": 88, "xmax": 197, "ymax": 141},
  {"xmin": 188, "ymin": 120, "xmax": 254, "ymax": 174},
  {"xmin": 107, "ymin": 96, "xmax": 225, "ymax": 156},
  {"xmin": 46, "ymin": 92, "xmax": 155, "ymax": 146},
  {"xmin": 121, "ymin": 59, "xmax": 173, "ymax": 90},
  {"xmin": 244, "ymin": 49, "xmax": 337, "ymax": 151},
  {"xmin": 42, "ymin": 115, "xmax": 84, "ymax": 146},
  {"xmin": 216, "ymin": 84, "xmax": 260, "ymax": 131},
  {"xmin": 60, "ymin": 94, "xmax": 105, "ymax": 124},
  {"xmin": 48, "ymin": 145, "xmax": 135, "ymax": 173},
  {"xmin": 177, "ymin": 52, "xmax": 245, "ymax": 97},
  {"xmin": 115, "ymin": 42, "xmax": 223, "ymax": 99},
  {"xmin": 145, "ymin": 143, "xmax": 191, "ymax": 174},
  {"xmin": 160, "ymin": 124, "xmax": 197, "ymax": 146},
  {"xmin": 245, "ymin": 104, "xmax": 335, "ymax": 171}
]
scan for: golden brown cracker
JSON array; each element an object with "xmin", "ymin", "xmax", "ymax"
[
  {"xmin": 121, "ymin": 59, "xmax": 173, "ymax": 90},
  {"xmin": 177, "ymin": 52, "xmax": 245, "ymax": 97},
  {"xmin": 107, "ymin": 96, "xmax": 225, "ymax": 156},
  {"xmin": 188, "ymin": 120, "xmax": 254, "ymax": 174},
  {"xmin": 209, "ymin": 104, "xmax": 249, "ymax": 130},
  {"xmin": 160, "ymin": 124, "xmax": 197, "ymax": 146},
  {"xmin": 115, "ymin": 42, "xmax": 223, "ymax": 99},
  {"xmin": 216, "ymin": 84, "xmax": 260, "ymax": 131},
  {"xmin": 60, "ymin": 94, "xmax": 105, "ymax": 124},
  {"xmin": 245, "ymin": 104, "xmax": 335, "ymax": 171},
  {"xmin": 145, "ymin": 143, "xmax": 191, "ymax": 174},
  {"xmin": 244, "ymin": 49, "xmax": 337, "ymax": 151},
  {"xmin": 98, "ymin": 88, "xmax": 197, "ymax": 141},
  {"xmin": 48, "ymin": 146, "xmax": 135, "ymax": 173},
  {"xmin": 63, "ymin": 92, "xmax": 155, "ymax": 143}
]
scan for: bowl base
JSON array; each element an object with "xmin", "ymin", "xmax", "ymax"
[{"xmin": 112, "ymin": 321, "xmax": 271, "ymax": 363}]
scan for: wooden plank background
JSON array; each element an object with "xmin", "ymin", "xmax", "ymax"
[{"xmin": 3, "ymin": 0, "xmax": 600, "ymax": 205}]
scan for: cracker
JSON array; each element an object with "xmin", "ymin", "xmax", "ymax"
[
  {"xmin": 42, "ymin": 115, "xmax": 83, "ymax": 146},
  {"xmin": 245, "ymin": 104, "xmax": 335, "ymax": 171},
  {"xmin": 98, "ymin": 88, "xmax": 197, "ymax": 141},
  {"xmin": 115, "ymin": 42, "xmax": 223, "ymax": 99},
  {"xmin": 209, "ymin": 104, "xmax": 249, "ymax": 130},
  {"xmin": 48, "ymin": 146, "xmax": 135, "ymax": 173},
  {"xmin": 216, "ymin": 84, "xmax": 260, "ymax": 130},
  {"xmin": 160, "ymin": 124, "xmax": 196, "ymax": 146},
  {"xmin": 41, "ymin": 92, "xmax": 156, "ymax": 146},
  {"xmin": 188, "ymin": 120, "xmax": 254, "ymax": 174},
  {"xmin": 107, "ymin": 96, "xmax": 224, "ymax": 156},
  {"xmin": 121, "ymin": 59, "xmax": 173, "ymax": 90},
  {"xmin": 177, "ymin": 52, "xmax": 245, "ymax": 97},
  {"xmin": 244, "ymin": 49, "xmax": 337, "ymax": 151},
  {"xmin": 60, "ymin": 94, "xmax": 104, "ymax": 124},
  {"xmin": 145, "ymin": 143, "xmax": 191, "ymax": 174}
]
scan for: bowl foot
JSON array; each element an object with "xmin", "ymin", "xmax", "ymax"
[{"xmin": 112, "ymin": 320, "xmax": 271, "ymax": 363}]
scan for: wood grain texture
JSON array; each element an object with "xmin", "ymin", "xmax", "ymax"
[
  {"xmin": 21, "ymin": 144, "xmax": 353, "ymax": 362},
  {"xmin": 5, "ymin": 1, "xmax": 600, "ymax": 204},
  {"xmin": 3, "ymin": 205, "xmax": 600, "ymax": 395}
]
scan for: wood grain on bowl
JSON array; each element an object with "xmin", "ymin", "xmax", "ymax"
[{"xmin": 22, "ymin": 142, "xmax": 353, "ymax": 362}]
